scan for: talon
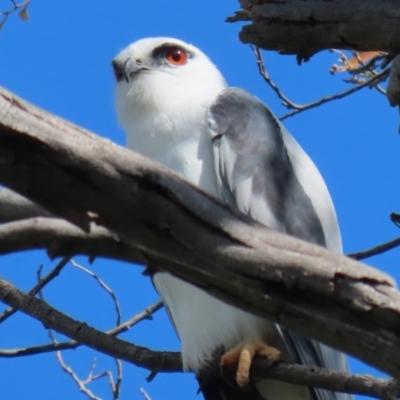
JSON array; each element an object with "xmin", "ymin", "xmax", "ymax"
[{"xmin": 220, "ymin": 341, "xmax": 281, "ymax": 387}]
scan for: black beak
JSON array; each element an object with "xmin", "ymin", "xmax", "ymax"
[
  {"xmin": 112, "ymin": 58, "xmax": 149, "ymax": 83},
  {"xmin": 123, "ymin": 58, "xmax": 149, "ymax": 82}
]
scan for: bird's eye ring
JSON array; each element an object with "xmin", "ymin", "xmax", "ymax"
[{"xmin": 165, "ymin": 46, "xmax": 187, "ymax": 66}]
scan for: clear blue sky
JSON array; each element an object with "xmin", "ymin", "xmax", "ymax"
[{"xmin": 1, "ymin": 1, "xmax": 399, "ymax": 399}]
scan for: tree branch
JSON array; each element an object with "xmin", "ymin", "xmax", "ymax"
[
  {"xmin": 0, "ymin": 256, "xmax": 69, "ymax": 324},
  {"xmin": 0, "ymin": 300, "xmax": 163, "ymax": 357},
  {"xmin": 236, "ymin": 0, "xmax": 400, "ymax": 61},
  {"xmin": 2, "ymin": 85, "xmax": 400, "ymax": 380},
  {"xmin": 0, "ymin": 217, "xmax": 144, "ymax": 263},
  {"xmin": 280, "ymin": 68, "xmax": 389, "ymax": 120},
  {"xmin": 348, "ymin": 237, "xmax": 400, "ymax": 261},
  {"xmin": 0, "ymin": 276, "xmax": 182, "ymax": 371},
  {"xmin": 251, "ymin": 45, "xmax": 390, "ymax": 120},
  {"xmin": 0, "ymin": 187, "xmax": 54, "ymax": 222},
  {"xmin": 1, "ymin": 275, "xmax": 399, "ymax": 398},
  {"xmin": 250, "ymin": 362, "xmax": 400, "ymax": 400},
  {"xmin": 70, "ymin": 259, "xmax": 123, "ymax": 326},
  {"xmin": 0, "ymin": 0, "xmax": 30, "ymax": 31}
]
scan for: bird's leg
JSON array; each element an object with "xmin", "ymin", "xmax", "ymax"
[{"xmin": 220, "ymin": 340, "xmax": 281, "ymax": 387}]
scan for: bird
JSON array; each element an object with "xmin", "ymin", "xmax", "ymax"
[{"xmin": 112, "ymin": 37, "xmax": 351, "ymax": 400}]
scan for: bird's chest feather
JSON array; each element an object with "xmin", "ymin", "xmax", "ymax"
[
  {"xmin": 153, "ymin": 272, "xmax": 275, "ymax": 373},
  {"xmin": 125, "ymin": 112, "xmax": 276, "ymax": 373},
  {"xmin": 126, "ymin": 110, "xmax": 220, "ymax": 196}
]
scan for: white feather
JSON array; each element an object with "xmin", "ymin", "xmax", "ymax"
[
  {"xmin": 114, "ymin": 37, "xmax": 274, "ymax": 373},
  {"xmin": 114, "ymin": 38, "xmax": 347, "ymax": 400}
]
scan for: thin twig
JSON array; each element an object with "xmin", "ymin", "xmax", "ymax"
[
  {"xmin": 391, "ymin": 213, "xmax": 400, "ymax": 228},
  {"xmin": 330, "ymin": 49, "xmax": 353, "ymax": 74},
  {"xmin": 330, "ymin": 50, "xmax": 386, "ymax": 76},
  {"xmin": 56, "ymin": 351, "xmax": 102, "ymax": 400},
  {"xmin": 36, "ymin": 268, "xmax": 102, "ymax": 400},
  {"xmin": 37, "ymin": 264, "xmax": 120, "ymax": 400},
  {"xmin": 140, "ymin": 387, "xmax": 152, "ymax": 400},
  {"xmin": 0, "ymin": 0, "xmax": 30, "ymax": 30},
  {"xmin": 347, "ymin": 52, "xmax": 386, "ymax": 76},
  {"xmin": 114, "ymin": 359, "xmax": 123, "ymax": 400},
  {"xmin": 375, "ymin": 85, "xmax": 387, "ymax": 96},
  {"xmin": 252, "ymin": 46, "xmax": 390, "ymax": 120},
  {"xmin": 252, "ymin": 46, "xmax": 302, "ymax": 110},
  {"xmin": 70, "ymin": 259, "xmax": 122, "ymax": 326},
  {"xmin": 0, "ymin": 256, "xmax": 70, "ymax": 324},
  {"xmin": 280, "ymin": 68, "xmax": 390, "ymax": 120},
  {"xmin": 56, "ymin": 344, "xmax": 119, "ymax": 399},
  {"xmin": 70, "ymin": 260, "xmax": 123, "ymax": 399},
  {"xmin": 348, "ymin": 237, "xmax": 400, "ymax": 260},
  {"xmin": 0, "ymin": 301, "xmax": 163, "ymax": 357}
]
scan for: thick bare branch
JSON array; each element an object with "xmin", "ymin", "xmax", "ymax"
[
  {"xmin": 0, "ymin": 276, "xmax": 398, "ymax": 399},
  {"xmin": 236, "ymin": 0, "xmax": 400, "ymax": 61},
  {"xmin": 2, "ymin": 85, "xmax": 400, "ymax": 380},
  {"xmin": 0, "ymin": 188, "xmax": 54, "ymax": 222},
  {"xmin": 0, "ymin": 217, "xmax": 144, "ymax": 263},
  {"xmin": 2, "ymin": 202, "xmax": 397, "ymax": 268},
  {"xmin": 251, "ymin": 362, "xmax": 400, "ymax": 400},
  {"xmin": 0, "ymin": 276, "xmax": 182, "ymax": 371}
]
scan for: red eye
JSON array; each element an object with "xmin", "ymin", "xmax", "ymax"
[{"xmin": 166, "ymin": 47, "xmax": 187, "ymax": 66}]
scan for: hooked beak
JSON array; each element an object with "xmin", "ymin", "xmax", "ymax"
[{"xmin": 112, "ymin": 58, "xmax": 151, "ymax": 83}]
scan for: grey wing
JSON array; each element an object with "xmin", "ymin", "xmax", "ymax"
[
  {"xmin": 208, "ymin": 87, "xmax": 327, "ymax": 248},
  {"xmin": 207, "ymin": 87, "xmax": 351, "ymax": 400}
]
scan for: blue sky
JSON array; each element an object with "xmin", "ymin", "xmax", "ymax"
[{"xmin": 1, "ymin": 1, "xmax": 400, "ymax": 399}]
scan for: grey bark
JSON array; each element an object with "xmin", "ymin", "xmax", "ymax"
[
  {"xmin": 234, "ymin": 0, "xmax": 400, "ymax": 61},
  {"xmin": 1, "ymin": 276, "xmax": 398, "ymax": 399},
  {"xmin": 0, "ymin": 187, "xmax": 54, "ymax": 222},
  {"xmin": 0, "ymin": 216, "xmax": 145, "ymax": 263},
  {"xmin": 1, "ymin": 86, "xmax": 400, "ymax": 381}
]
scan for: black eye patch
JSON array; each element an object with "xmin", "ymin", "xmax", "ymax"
[{"xmin": 152, "ymin": 43, "xmax": 192, "ymax": 62}]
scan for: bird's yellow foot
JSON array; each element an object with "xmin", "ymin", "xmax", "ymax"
[{"xmin": 220, "ymin": 341, "xmax": 281, "ymax": 387}]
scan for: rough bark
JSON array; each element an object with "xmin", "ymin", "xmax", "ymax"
[
  {"xmin": 0, "ymin": 216, "xmax": 146, "ymax": 262},
  {"xmin": 0, "ymin": 277, "xmax": 183, "ymax": 372},
  {"xmin": 1, "ymin": 85, "xmax": 400, "ymax": 380},
  {"xmin": 2, "ymin": 276, "xmax": 398, "ymax": 399},
  {"xmin": 234, "ymin": 0, "xmax": 400, "ymax": 61},
  {"xmin": 0, "ymin": 187, "xmax": 54, "ymax": 222}
]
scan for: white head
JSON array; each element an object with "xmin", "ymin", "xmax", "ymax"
[{"xmin": 112, "ymin": 37, "xmax": 227, "ymax": 146}]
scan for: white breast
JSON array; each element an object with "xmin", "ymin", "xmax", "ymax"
[
  {"xmin": 153, "ymin": 272, "xmax": 273, "ymax": 372},
  {"xmin": 135, "ymin": 119, "xmax": 274, "ymax": 372}
]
